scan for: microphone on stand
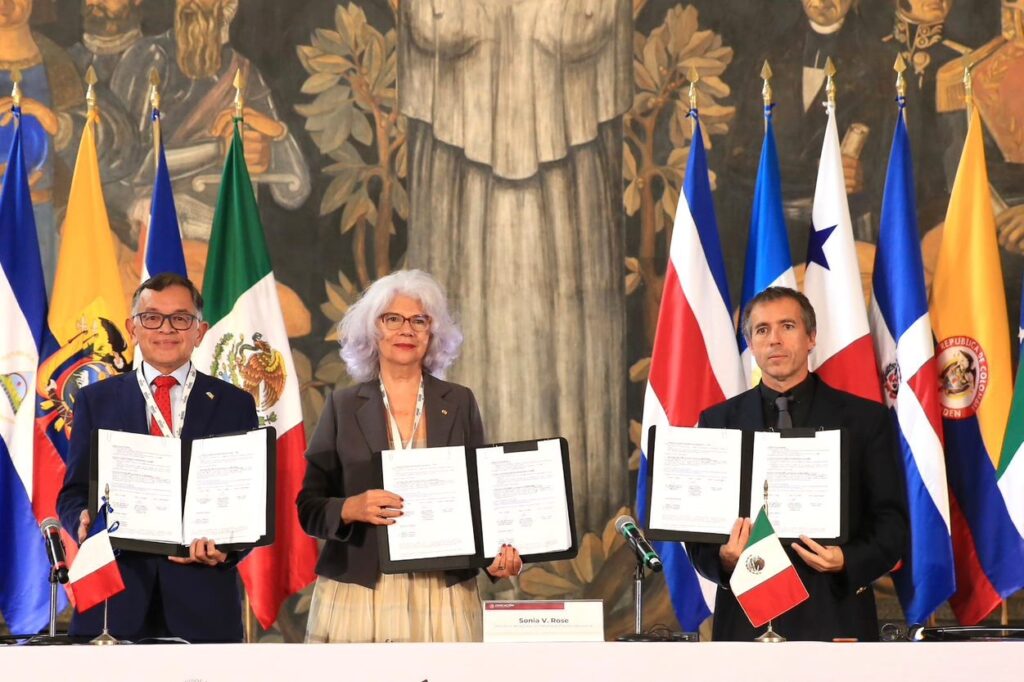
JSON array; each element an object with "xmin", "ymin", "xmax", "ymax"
[
  {"xmin": 615, "ymin": 515, "xmax": 662, "ymax": 572},
  {"xmin": 40, "ymin": 518, "xmax": 69, "ymax": 584}
]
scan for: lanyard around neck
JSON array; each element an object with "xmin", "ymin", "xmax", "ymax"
[
  {"xmin": 136, "ymin": 363, "xmax": 197, "ymax": 438},
  {"xmin": 379, "ymin": 375, "xmax": 425, "ymax": 450}
]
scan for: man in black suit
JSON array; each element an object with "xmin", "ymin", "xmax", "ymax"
[
  {"xmin": 688, "ymin": 286, "xmax": 908, "ymax": 641},
  {"xmin": 57, "ymin": 273, "xmax": 258, "ymax": 642}
]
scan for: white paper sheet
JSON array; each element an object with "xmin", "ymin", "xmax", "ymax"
[
  {"xmin": 182, "ymin": 429, "xmax": 267, "ymax": 544},
  {"xmin": 749, "ymin": 430, "xmax": 842, "ymax": 538},
  {"xmin": 648, "ymin": 426, "xmax": 744, "ymax": 535},
  {"xmin": 382, "ymin": 446, "xmax": 477, "ymax": 561},
  {"xmin": 96, "ymin": 429, "xmax": 182, "ymax": 543},
  {"xmin": 476, "ymin": 439, "xmax": 571, "ymax": 556}
]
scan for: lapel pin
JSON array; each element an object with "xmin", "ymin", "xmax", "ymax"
[
  {"xmin": 206, "ymin": 392, "xmax": 215, "ymax": 400},
  {"xmin": 441, "ymin": 409, "xmax": 448, "ymax": 416}
]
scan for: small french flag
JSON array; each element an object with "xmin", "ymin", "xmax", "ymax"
[{"xmin": 68, "ymin": 498, "xmax": 125, "ymax": 613}]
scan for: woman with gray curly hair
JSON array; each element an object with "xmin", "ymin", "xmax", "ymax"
[{"xmin": 297, "ymin": 270, "xmax": 521, "ymax": 642}]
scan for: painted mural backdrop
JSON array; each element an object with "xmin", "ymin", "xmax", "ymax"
[{"xmin": 2, "ymin": 0, "xmax": 1020, "ymax": 639}]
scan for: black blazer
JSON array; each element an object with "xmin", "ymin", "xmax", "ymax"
[
  {"xmin": 57, "ymin": 369, "xmax": 258, "ymax": 643},
  {"xmin": 297, "ymin": 374, "xmax": 485, "ymax": 588},
  {"xmin": 688, "ymin": 374, "xmax": 909, "ymax": 642}
]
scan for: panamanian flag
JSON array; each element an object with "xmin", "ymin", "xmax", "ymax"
[
  {"xmin": 739, "ymin": 104, "xmax": 796, "ymax": 387},
  {"xmin": 869, "ymin": 99, "xmax": 954, "ymax": 624},
  {"xmin": 803, "ymin": 101, "xmax": 881, "ymax": 402},
  {"xmin": 192, "ymin": 118, "xmax": 316, "ymax": 628},
  {"xmin": 635, "ymin": 110, "xmax": 744, "ymax": 630}
]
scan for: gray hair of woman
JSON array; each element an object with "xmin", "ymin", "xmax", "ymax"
[{"xmin": 338, "ymin": 270, "xmax": 464, "ymax": 382}]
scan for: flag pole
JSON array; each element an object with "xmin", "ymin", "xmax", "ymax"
[
  {"xmin": 85, "ymin": 66, "xmax": 97, "ymax": 118},
  {"xmin": 761, "ymin": 60, "xmax": 773, "ymax": 133},
  {"xmin": 148, "ymin": 68, "xmax": 161, "ymax": 173},
  {"xmin": 824, "ymin": 57, "xmax": 837, "ymax": 114},
  {"xmin": 91, "ymin": 485, "xmax": 120, "ymax": 645},
  {"xmin": 894, "ymin": 54, "xmax": 907, "ymax": 124},
  {"xmin": 11, "ymin": 68, "xmax": 22, "ymax": 127},
  {"xmin": 687, "ymin": 66, "xmax": 699, "ymax": 136},
  {"xmin": 756, "ymin": 480, "xmax": 786, "ymax": 643}
]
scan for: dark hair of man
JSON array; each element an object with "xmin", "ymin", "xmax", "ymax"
[
  {"xmin": 131, "ymin": 273, "xmax": 204, "ymax": 318},
  {"xmin": 740, "ymin": 286, "xmax": 816, "ymax": 340}
]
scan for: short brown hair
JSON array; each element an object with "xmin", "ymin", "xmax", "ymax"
[
  {"xmin": 740, "ymin": 286, "xmax": 816, "ymax": 340},
  {"xmin": 131, "ymin": 273, "xmax": 204, "ymax": 318}
]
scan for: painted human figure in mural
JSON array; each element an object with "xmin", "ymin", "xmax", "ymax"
[
  {"xmin": 106, "ymin": 0, "xmax": 312, "ymax": 334},
  {"xmin": 398, "ymin": 0, "xmax": 632, "ymax": 531},
  {"xmin": 720, "ymin": 0, "xmax": 889, "ymax": 261},
  {"xmin": 880, "ymin": 0, "xmax": 972, "ymax": 231}
]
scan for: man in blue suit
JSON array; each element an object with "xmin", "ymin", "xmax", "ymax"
[{"xmin": 58, "ymin": 273, "xmax": 258, "ymax": 642}]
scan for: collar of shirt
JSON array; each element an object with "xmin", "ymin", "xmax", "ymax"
[
  {"xmin": 758, "ymin": 374, "xmax": 816, "ymax": 428},
  {"xmin": 141, "ymin": 361, "xmax": 192, "ymax": 431}
]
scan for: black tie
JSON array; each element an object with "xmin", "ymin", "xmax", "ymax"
[{"xmin": 775, "ymin": 395, "xmax": 793, "ymax": 430}]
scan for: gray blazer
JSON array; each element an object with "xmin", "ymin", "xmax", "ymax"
[{"xmin": 296, "ymin": 373, "xmax": 486, "ymax": 588}]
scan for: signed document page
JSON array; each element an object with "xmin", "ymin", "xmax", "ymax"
[
  {"xmin": 382, "ymin": 446, "xmax": 477, "ymax": 561},
  {"xmin": 183, "ymin": 429, "xmax": 268, "ymax": 544},
  {"xmin": 96, "ymin": 429, "xmax": 182, "ymax": 543},
  {"xmin": 648, "ymin": 426, "xmax": 743, "ymax": 535},
  {"xmin": 749, "ymin": 430, "xmax": 842, "ymax": 538},
  {"xmin": 476, "ymin": 439, "xmax": 572, "ymax": 556}
]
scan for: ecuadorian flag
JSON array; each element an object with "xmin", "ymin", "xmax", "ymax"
[{"xmin": 929, "ymin": 105, "xmax": 1024, "ymax": 624}]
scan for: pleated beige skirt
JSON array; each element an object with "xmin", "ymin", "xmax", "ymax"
[{"xmin": 305, "ymin": 572, "xmax": 482, "ymax": 643}]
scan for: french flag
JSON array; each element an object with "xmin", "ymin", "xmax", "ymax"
[
  {"xmin": 738, "ymin": 104, "xmax": 796, "ymax": 387},
  {"xmin": 68, "ymin": 498, "xmax": 125, "ymax": 613},
  {"xmin": 803, "ymin": 102, "xmax": 881, "ymax": 402},
  {"xmin": 869, "ymin": 100, "xmax": 954, "ymax": 624},
  {"xmin": 636, "ymin": 111, "xmax": 744, "ymax": 630},
  {"xmin": 140, "ymin": 109, "xmax": 187, "ymax": 280}
]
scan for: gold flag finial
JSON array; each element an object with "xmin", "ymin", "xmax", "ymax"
[
  {"xmin": 85, "ymin": 66, "xmax": 98, "ymax": 114},
  {"xmin": 687, "ymin": 65, "xmax": 699, "ymax": 111},
  {"xmin": 825, "ymin": 57, "xmax": 837, "ymax": 108},
  {"xmin": 233, "ymin": 68, "xmax": 245, "ymax": 119},
  {"xmin": 761, "ymin": 60, "xmax": 773, "ymax": 109},
  {"xmin": 894, "ymin": 54, "xmax": 907, "ymax": 99},
  {"xmin": 11, "ymin": 68, "xmax": 22, "ymax": 109},
  {"xmin": 148, "ymin": 67, "xmax": 161, "ymax": 111}
]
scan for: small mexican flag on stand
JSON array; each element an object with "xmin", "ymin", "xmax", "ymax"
[{"xmin": 729, "ymin": 506, "xmax": 809, "ymax": 627}]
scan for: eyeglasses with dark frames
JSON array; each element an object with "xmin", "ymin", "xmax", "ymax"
[
  {"xmin": 133, "ymin": 312, "xmax": 200, "ymax": 331},
  {"xmin": 379, "ymin": 312, "xmax": 431, "ymax": 332}
]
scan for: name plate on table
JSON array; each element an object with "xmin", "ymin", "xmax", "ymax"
[{"xmin": 483, "ymin": 600, "xmax": 604, "ymax": 642}]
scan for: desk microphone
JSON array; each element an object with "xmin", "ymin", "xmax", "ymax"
[
  {"xmin": 615, "ymin": 515, "xmax": 662, "ymax": 572},
  {"xmin": 40, "ymin": 518, "xmax": 69, "ymax": 584}
]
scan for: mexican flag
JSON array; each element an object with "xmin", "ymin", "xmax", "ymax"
[
  {"xmin": 729, "ymin": 506, "xmax": 808, "ymax": 627},
  {"xmin": 194, "ymin": 119, "xmax": 316, "ymax": 629}
]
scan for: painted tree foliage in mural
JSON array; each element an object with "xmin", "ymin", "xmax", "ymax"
[
  {"xmin": 624, "ymin": 2, "xmax": 734, "ymax": 348},
  {"xmin": 296, "ymin": 1, "xmax": 406, "ymax": 291}
]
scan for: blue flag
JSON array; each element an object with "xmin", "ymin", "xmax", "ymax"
[
  {"xmin": 0, "ymin": 108, "xmax": 61, "ymax": 634},
  {"xmin": 869, "ymin": 100, "xmax": 955, "ymax": 623},
  {"xmin": 738, "ymin": 107, "xmax": 796, "ymax": 386},
  {"xmin": 142, "ymin": 111, "xmax": 186, "ymax": 280}
]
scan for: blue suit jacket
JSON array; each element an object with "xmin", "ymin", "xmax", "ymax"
[{"xmin": 57, "ymin": 369, "xmax": 258, "ymax": 642}]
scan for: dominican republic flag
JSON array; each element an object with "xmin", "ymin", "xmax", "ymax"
[
  {"xmin": 0, "ymin": 107, "xmax": 62, "ymax": 633},
  {"xmin": 636, "ymin": 110, "xmax": 744, "ymax": 630},
  {"xmin": 192, "ymin": 118, "xmax": 316, "ymax": 628},
  {"xmin": 68, "ymin": 497, "xmax": 124, "ymax": 613},
  {"xmin": 738, "ymin": 104, "xmax": 796, "ymax": 387},
  {"xmin": 869, "ymin": 100, "xmax": 954, "ymax": 624},
  {"xmin": 803, "ymin": 102, "xmax": 881, "ymax": 402},
  {"xmin": 141, "ymin": 108, "xmax": 186, "ymax": 280},
  {"xmin": 930, "ymin": 105, "xmax": 1024, "ymax": 624},
  {"xmin": 730, "ymin": 506, "xmax": 808, "ymax": 627}
]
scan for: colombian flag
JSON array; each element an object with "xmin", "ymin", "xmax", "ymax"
[
  {"xmin": 36, "ymin": 109, "xmax": 132, "ymax": 518},
  {"xmin": 929, "ymin": 105, "xmax": 1024, "ymax": 624}
]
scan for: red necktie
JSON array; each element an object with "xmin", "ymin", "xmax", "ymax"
[{"xmin": 150, "ymin": 375, "xmax": 179, "ymax": 436}]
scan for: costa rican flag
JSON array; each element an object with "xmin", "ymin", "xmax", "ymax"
[
  {"xmin": 869, "ymin": 100, "xmax": 954, "ymax": 624},
  {"xmin": 635, "ymin": 111, "xmax": 744, "ymax": 630}
]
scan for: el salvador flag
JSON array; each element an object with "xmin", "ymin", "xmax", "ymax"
[
  {"xmin": 0, "ymin": 108, "xmax": 61, "ymax": 634},
  {"xmin": 868, "ymin": 100, "xmax": 954, "ymax": 623},
  {"xmin": 141, "ymin": 110, "xmax": 187, "ymax": 280},
  {"xmin": 738, "ymin": 105, "xmax": 796, "ymax": 387}
]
